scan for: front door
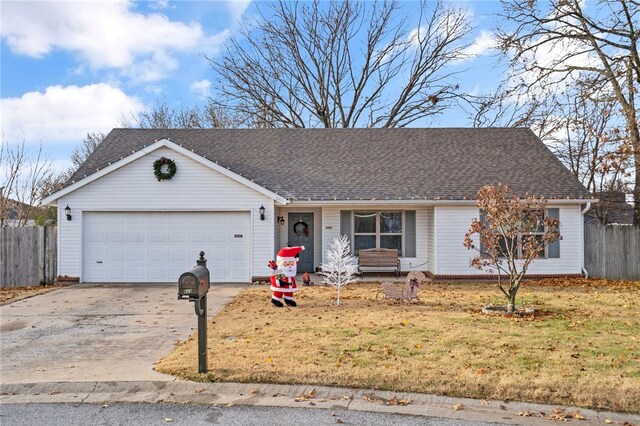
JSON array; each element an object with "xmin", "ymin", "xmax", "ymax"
[{"xmin": 288, "ymin": 212, "xmax": 314, "ymax": 272}]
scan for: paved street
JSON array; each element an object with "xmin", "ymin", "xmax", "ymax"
[
  {"xmin": 0, "ymin": 283, "xmax": 246, "ymax": 383},
  {"xmin": 0, "ymin": 403, "xmax": 499, "ymax": 426}
]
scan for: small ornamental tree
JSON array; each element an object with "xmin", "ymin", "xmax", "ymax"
[
  {"xmin": 320, "ymin": 235, "xmax": 358, "ymax": 305},
  {"xmin": 464, "ymin": 184, "xmax": 560, "ymax": 313}
]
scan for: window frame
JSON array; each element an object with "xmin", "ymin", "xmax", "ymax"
[
  {"xmin": 352, "ymin": 210, "xmax": 404, "ymax": 256},
  {"xmin": 495, "ymin": 210, "xmax": 547, "ymax": 259}
]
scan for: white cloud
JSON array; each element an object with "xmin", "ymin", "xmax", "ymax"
[
  {"xmin": 227, "ymin": 0, "xmax": 253, "ymax": 21},
  {"xmin": 145, "ymin": 84, "xmax": 165, "ymax": 95},
  {"xmin": 462, "ymin": 30, "xmax": 496, "ymax": 58},
  {"xmin": 1, "ymin": 84, "xmax": 145, "ymax": 144},
  {"xmin": 0, "ymin": 0, "xmax": 228, "ymax": 82},
  {"xmin": 190, "ymin": 79, "xmax": 212, "ymax": 97},
  {"xmin": 150, "ymin": 0, "xmax": 170, "ymax": 9}
]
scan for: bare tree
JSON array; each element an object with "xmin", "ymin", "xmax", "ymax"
[
  {"xmin": 120, "ymin": 99, "xmax": 249, "ymax": 129},
  {"xmin": 466, "ymin": 81, "xmax": 563, "ymax": 142},
  {"xmin": 497, "ymin": 0, "xmax": 640, "ymax": 223},
  {"xmin": 464, "ymin": 184, "xmax": 560, "ymax": 313},
  {"xmin": 467, "ymin": 73, "xmax": 632, "ymax": 224},
  {"xmin": 549, "ymin": 88, "xmax": 633, "ymax": 223},
  {"xmin": 210, "ymin": 0, "xmax": 472, "ymax": 128},
  {"xmin": 70, "ymin": 132, "xmax": 106, "ymax": 172},
  {"xmin": 0, "ymin": 140, "xmax": 55, "ymax": 227}
]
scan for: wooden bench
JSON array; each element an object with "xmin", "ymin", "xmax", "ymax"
[{"xmin": 358, "ymin": 248, "xmax": 400, "ymax": 277}]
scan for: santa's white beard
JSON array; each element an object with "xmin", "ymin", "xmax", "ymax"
[{"xmin": 282, "ymin": 265, "xmax": 297, "ymax": 277}]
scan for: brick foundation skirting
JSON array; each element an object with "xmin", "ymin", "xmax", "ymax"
[
  {"xmin": 254, "ymin": 272, "xmax": 584, "ymax": 282},
  {"xmin": 425, "ymin": 272, "xmax": 584, "ymax": 281}
]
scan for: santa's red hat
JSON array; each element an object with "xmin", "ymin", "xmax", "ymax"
[{"xmin": 276, "ymin": 246, "xmax": 305, "ymax": 259}]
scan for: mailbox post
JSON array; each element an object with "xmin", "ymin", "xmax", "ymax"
[{"xmin": 178, "ymin": 251, "xmax": 210, "ymax": 374}]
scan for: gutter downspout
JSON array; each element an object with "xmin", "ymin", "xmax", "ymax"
[{"xmin": 581, "ymin": 202, "xmax": 592, "ymax": 278}]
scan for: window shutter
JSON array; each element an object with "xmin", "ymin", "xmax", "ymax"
[
  {"xmin": 340, "ymin": 210, "xmax": 352, "ymax": 253},
  {"xmin": 405, "ymin": 210, "xmax": 416, "ymax": 257},
  {"xmin": 547, "ymin": 208, "xmax": 560, "ymax": 258}
]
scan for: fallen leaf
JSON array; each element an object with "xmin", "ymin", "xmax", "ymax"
[
  {"xmin": 294, "ymin": 389, "xmax": 317, "ymax": 402},
  {"xmin": 453, "ymin": 403, "xmax": 464, "ymax": 411},
  {"xmin": 193, "ymin": 388, "xmax": 205, "ymax": 394},
  {"xmin": 335, "ymin": 419, "xmax": 343, "ymax": 424},
  {"xmin": 517, "ymin": 411, "xmax": 533, "ymax": 417},
  {"xmin": 387, "ymin": 396, "xmax": 411, "ymax": 406},
  {"xmin": 548, "ymin": 408, "xmax": 570, "ymax": 421},
  {"xmin": 568, "ymin": 411, "xmax": 586, "ymax": 420},
  {"xmin": 164, "ymin": 418, "xmax": 173, "ymax": 423},
  {"xmin": 604, "ymin": 420, "xmax": 614, "ymax": 424}
]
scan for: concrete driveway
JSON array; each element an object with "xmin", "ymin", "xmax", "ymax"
[{"xmin": 0, "ymin": 283, "xmax": 246, "ymax": 383}]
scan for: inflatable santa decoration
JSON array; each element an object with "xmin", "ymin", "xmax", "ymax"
[{"xmin": 268, "ymin": 246, "xmax": 304, "ymax": 307}]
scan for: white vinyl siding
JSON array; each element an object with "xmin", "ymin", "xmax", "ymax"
[
  {"xmin": 321, "ymin": 205, "xmax": 428, "ymax": 272},
  {"xmin": 434, "ymin": 205, "xmax": 583, "ymax": 275},
  {"xmin": 427, "ymin": 207, "xmax": 435, "ymax": 274},
  {"xmin": 56, "ymin": 147, "xmax": 274, "ymax": 282}
]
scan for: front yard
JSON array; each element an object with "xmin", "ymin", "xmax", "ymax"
[
  {"xmin": 0, "ymin": 284, "xmax": 67, "ymax": 305},
  {"xmin": 156, "ymin": 279, "xmax": 640, "ymax": 413}
]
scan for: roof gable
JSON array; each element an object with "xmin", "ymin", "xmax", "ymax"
[
  {"xmin": 42, "ymin": 139, "xmax": 287, "ymax": 205},
  {"xmin": 57, "ymin": 128, "xmax": 592, "ymax": 202}
]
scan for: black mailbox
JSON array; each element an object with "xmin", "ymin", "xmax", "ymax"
[
  {"xmin": 177, "ymin": 251, "xmax": 210, "ymax": 374},
  {"xmin": 178, "ymin": 252, "xmax": 210, "ymax": 300}
]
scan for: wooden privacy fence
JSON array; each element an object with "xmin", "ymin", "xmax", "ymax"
[
  {"xmin": 0, "ymin": 226, "xmax": 57, "ymax": 287},
  {"xmin": 584, "ymin": 224, "xmax": 640, "ymax": 280}
]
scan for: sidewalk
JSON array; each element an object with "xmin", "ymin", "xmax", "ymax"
[{"xmin": 1, "ymin": 380, "xmax": 638, "ymax": 425}]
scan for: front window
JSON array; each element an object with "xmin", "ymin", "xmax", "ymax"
[
  {"xmin": 353, "ymin": 211, "xmax": 403, "ymax": 256},
  {"xmin": 496, "ymin": 211, "xmax": 546, "ymax": 259}
]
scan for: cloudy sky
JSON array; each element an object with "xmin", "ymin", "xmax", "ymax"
[{"xmin": 1, "ymin": 0, "xmax": 502, "ymax": 172}]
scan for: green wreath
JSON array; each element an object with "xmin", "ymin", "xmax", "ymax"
[{"xmin": 153, "ymin": 157, "xmax": 177, "ymax": 181}]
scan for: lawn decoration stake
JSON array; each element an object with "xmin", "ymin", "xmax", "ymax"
[{"xmin": 268, "ymin": 246, "xmax": 304, "ymax": 307}]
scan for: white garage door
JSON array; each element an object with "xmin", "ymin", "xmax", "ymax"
[{"xmin": 83, "ymin": 212, "xmax": 251, "ymax": 283}]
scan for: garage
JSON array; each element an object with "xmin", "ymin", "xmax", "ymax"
[{"xmin": 83, "ymin": 211, "xmax": 251, "ymax": 283}]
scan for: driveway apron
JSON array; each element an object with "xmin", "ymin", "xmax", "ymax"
[{"xmin": 0, "ymin": 283, "xmax": 246, "ymax": 383}]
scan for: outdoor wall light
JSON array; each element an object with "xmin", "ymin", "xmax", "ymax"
[
  {"xmin": 277, "ymin": 216, "xmax": 285, "ymax": 225},
  {"xmin": 259, "ymin": 205, "xmax": 265, "ymax": 221},
  {"xmin": 64, "ymin": 205, "xmax": 72, "ymax": 221}
]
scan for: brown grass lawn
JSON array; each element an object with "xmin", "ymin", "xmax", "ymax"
[
  {"xmin": 156, "ymin": 279, "xmax": 640, "ymax": 413},
  {"xmin": 0, "ymin": 284, "xmax": 67, "ymax": 305}
]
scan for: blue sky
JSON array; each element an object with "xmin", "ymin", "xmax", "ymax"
[{"xmin": 1, "ymin": 0, "xmax": 504, "ymax": 172}]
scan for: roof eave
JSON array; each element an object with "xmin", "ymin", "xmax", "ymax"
[{"xmin": 286, "ymin": 198, "xmax": 597, "ymax": 207}]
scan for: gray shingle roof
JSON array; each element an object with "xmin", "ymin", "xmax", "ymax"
[{"xmin": 68, "ymin": 128, "xmax": 592, "ymax": 201}]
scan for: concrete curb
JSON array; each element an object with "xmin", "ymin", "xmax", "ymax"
[{"xmin": 1, "ymin": 381, "xmax": 638, "ymax": 425}]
